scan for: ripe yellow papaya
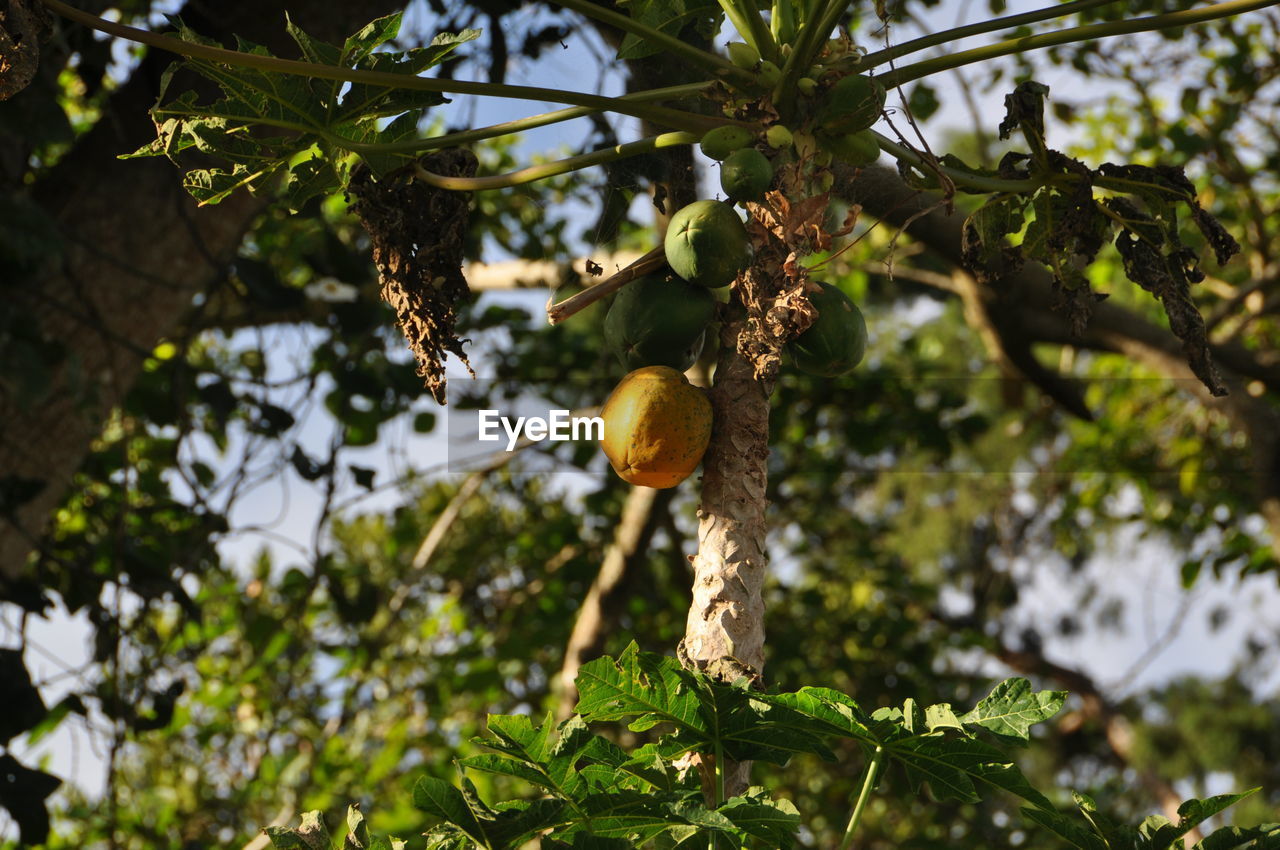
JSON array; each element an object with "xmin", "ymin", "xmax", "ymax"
[{"xmin": 600, "ymin": 366, "xmax": 713, "ymax": 489}]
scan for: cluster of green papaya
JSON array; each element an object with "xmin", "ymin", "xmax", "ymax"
[
  {"xmin": 593, "ymin": 64, "xmax": 879, "ymax": 487},
  {"xmin": 601, "ymin": 197, "xmax": 867, "ymax": 380}
]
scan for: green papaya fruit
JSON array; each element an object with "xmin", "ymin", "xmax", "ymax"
[
  {"xmin": 699, "ymin": 126, "xmax": 754, "ymax": 161},
  {"xmin": 719, "ymin": 148, "xmax": 773, "ymax": 202},
  {"xmin": 816, "ymin": 128, "xmax": 880, "ymax": 167},
  {"xmin": 664, "ymin": 200, "xmax": 751, "ymax": 289},
  {"xmin": 816, "ymin": 74, "xmax": 886, "ymax": 134},
  {"xmin": 787, "ymin": 281, "xmax": 868, "ymax": 376},
  {"xmin": 603, "ymin": 272, "xmax": 716, "ymax": 371}
]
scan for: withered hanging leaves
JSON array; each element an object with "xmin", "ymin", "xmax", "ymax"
[
  {"xmin": 998, "ymin": 81, "xmax": 1051, "ymax": 143},
  {"xmin": 1109, "ymin": 210, "xmax": 1226, "ymax": 397},
  {"xmin": 0, "ymin": 0, "xmax": 51, "ymax": 101},
  {"xmin": 1190, "ymin": 203, "xmax": 1241, "ymax": 266},
  {"xmin": 349, "ymin": 149, "xmax": 478, "ymax": 404},
  {"xmin": 1098, "ymin": 161, "xmax": 1241, "ymax": 266}
]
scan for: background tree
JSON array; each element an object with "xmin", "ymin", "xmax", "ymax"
[{"xmin": 1, "ymin": 0, "xmax": 1278, "ymax": 847}]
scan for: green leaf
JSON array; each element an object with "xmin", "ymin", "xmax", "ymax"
[
  {"xmin": 970, "ymin": 762, "xmax": 1056, "ymax": 812},
  {"xmin": 265, "ymin": 811, "xmax": 331, "ymax": 850},
  {"xmin": 961, "ymin": 195, "xmax": 1025, "ymax": 271},
  {"xmin": 411, "ymin": 777, "xmax": 487, "ymax": 843},
  {"xmin": 888, "ymin": 736, "xmax": 1002, "ymax": 803},
  {"xmin": 1194, "ymin": 822, "xmax": 1280, "ymax": 850},
  {"xmin": 924, "ymin": 702, "xmax": 964, "ymax": 732},
  {"xmin": 1145, "ymin": 790, "xmax": 1262, "ymax": 849},
  {"xmin": 755, "ymin": 687, "xmax": 877, "ymax": 743},
  {"xmin": 121, "ymin": 15, "xmax": 478, "ymax": 205},
  {"xmin": 615, "ymin": 0, "xmax": 722, "ymax": 60},
  {"xmin": 344, "ymin": 804, "xmax": 371, "ymax": 850},
  {"xmin": 718, "ymin": 792, "xmax": 801, "ymax": 848},
  {"xmin": 961, "ymin": 677, "xmax": 1065, "ymax": 743},
  {"xmin": 574, "ymin": 643, "xmax": 706, "ymax": 737},
  {"xmin": 1021, "ymin": 806, "xmax": 1109, "ymax": 850}
]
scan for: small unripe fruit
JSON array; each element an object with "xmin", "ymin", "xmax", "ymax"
[
  {"xmin": 817, "ymin": 74, "xmax": 887, "ymax": 133},
  {"xmin": 766, "ymin": 124, "xmax": 794, "ymax": 149},
  {"xmin": 817, "ymin": 128, "xmax": 880, "ymax": 167},
  {"xmin": 726, "ymin": 41, "xmax": 760, "ymax": 69},
  {"xmin": 797, "ymin": 77, "xmax": 818, "ymax": 96},
  {"xmin": 719, "ymin": 147, "xmax": 773, "ymax": 202},
  {"xmin": 700, "ymin": 125, "xmax": 754, "ymax": 161},
  {"xmin": 792, "ymin": 130, "xmax": 819, "ymax": 160},
  {"xmin": 757, "ymin": 59, "xmax": 782, "ymax": 87},
  {"xmin": 664, "ymin": 200, "xmax": 751, "ymax": 289}
]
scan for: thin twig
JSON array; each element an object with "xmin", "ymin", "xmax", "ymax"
[{"xmin": 546, "ymin": 245, "xmax": 667, "ymax": 324}]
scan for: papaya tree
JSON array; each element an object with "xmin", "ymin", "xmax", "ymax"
[{"xmin": 4, "ymin": 0, "xmax": 1280, "ymax": 846}]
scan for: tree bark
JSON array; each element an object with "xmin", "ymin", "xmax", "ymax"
[
  {"xmin": 680, "ymin": 315, "xmax": 775, "ymax": 795},
  {"xmin": 0, "ymin": 0, "xmax": 401, "ymax": 579}
]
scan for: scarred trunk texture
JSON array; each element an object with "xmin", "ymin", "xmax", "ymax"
[
  {"xmin": 683, "ymin": 323, "xmax": 772, "ymax": 674},
  {"xmin": 0, "ymin": 1, "xmax": 400, "ymax": 579},
  {"xmin": 681, "ymin": 316, "xmax": 775, "ymax": 794}
]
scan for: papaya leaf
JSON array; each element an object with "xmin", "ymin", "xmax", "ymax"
[
  {"xmin": 970, "ymin": 762, "xmax": 1056, "ymax": 812},
  {"xmin": 1109, "ymin": 207, "xmax": 1226, "ymax": 396},
  {"xmin": 264, "ymin": 811, "xmax": 331, "ymax": 850},
  {"xmin": 411, "ymin": 777, "xmax": 489, "ymax": 844},
  {"xmin": 1142, "ymin": 790, "xmax": 1262, "ymax": 849},
  {"xmin": 718, "ymin": 791, "xmax": 801, "ymax": 847},
  {"xmin": 121, "ymin": 13, "xmax": 478, "ymax": 207},
  {"xmin": 998, "ymin": 80, "xmax": 1051, "ymax": 151},
  {"xmin": 1194, "ymin": 822, "xmax": 1280, "ymax": 850},
  {"xmin": 960, "ymin": 677, "xmax": 1065, "ymax": 743},
  {"xmin": 463, "ymin": 713, "xmax": 599, "ymax": 801},
  {"xmin": 754, "ymin": 686, "xmax": 877, "ymax": 743},
  {"xmin": 887, "ymin": 735, "xmax": 1009, "ymax": 803},
  {"xmin": 614, "ymin": 0, "xmax": 721, "ymax": 60},
  {"xmin": 574, "ymin": 643, "xmax": 707, "ymax": 736},
  {"xmin": 1021, "ymin": 806, "xmax": 1110, "ymax": 850}
]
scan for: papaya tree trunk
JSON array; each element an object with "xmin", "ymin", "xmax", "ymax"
[{"xmin": 681, "ymin": 309, "xmax": 777, "ymax": 795}]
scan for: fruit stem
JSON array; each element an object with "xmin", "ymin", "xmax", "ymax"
[
  {"xmin": 860, "ymin": 0, "xmax": 1119, "ymax": 70},
  {"xmin": 838, "ymin": 745, "xmax": 884, "ymax": 850},
  {"xmin": 878, "ymin": 0, "xmax": 1280, "ymax": 88},
  {"xmin": 545, "ymin": 246, "xmax": 668, "ymax": 325},
  {"xmin": 554, "ymin": 0, "xmax": 759, "ymax": 87},
  {"xmin": 717, "ymin": 0, "xmax": 780, "ymax": 62},
  {"xmin": 38, "ymin": 0, "xmax": 721, "ymax": 133},
  {"xmin": 412, "ymin": 131, "xmax": 700, "ymax": 190}
]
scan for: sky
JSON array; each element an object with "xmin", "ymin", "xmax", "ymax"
[{"xmin": 4, "ymin": 0, "xmax": 1279, "ymax": 820}]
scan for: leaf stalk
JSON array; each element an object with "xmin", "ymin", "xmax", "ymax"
[
  {"xmin": 413, "ymin": 131, "xmax": 698, "ymax": 191},
  {"xmin": 839, "ymin": 745, "xmax": 884, "ymax": 850},
  {"xmin": 38, "ymin": 0, "xmax": 722, "ymax": 133},
  {"xmin": 878, "ymin": 0, "xmax": 1280, "ymax": 88}
]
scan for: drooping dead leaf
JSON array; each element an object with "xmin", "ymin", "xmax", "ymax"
[{"xmin": 349, "ymin": 150, "xmax": 478, "ymax": 404}]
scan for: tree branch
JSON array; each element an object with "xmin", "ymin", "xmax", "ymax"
[
  {"xmin": 834, "ymin": 163, "xmax": 1280, "ymax": 542},
  {"xmin": 557, "ymin": 485, "xmax": 673, "ymax": 717}
]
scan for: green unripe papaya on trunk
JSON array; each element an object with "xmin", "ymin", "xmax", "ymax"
[
  {"xmin": 604, "ymin": 273, "xmax": 715, "ymax": 371},
  {"xmin": 700, "ymin": 125, "xmax": 754, "ymax": 161},
  {"xmin": 664, "ymin": 200, "xmax": 751, "ymax": 289},
  {"xmin": 788, "ymin": 281, "xmax": 868, "ymax": 376},
  {"xmin": 817, "ymin": 128, "xmax": 880, "ymax": 167},
  {"xmin": 816, "ymin": 74, "xmax": 886, "ymax": 134},
  {"xmin": 719, "ymin": 148, "xmax": 773, "ymax": 202}
]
